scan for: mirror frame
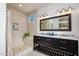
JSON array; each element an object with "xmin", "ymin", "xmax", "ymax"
[{"xmin": 40, "ymin": 14, "xmax": 71, "ymax": 31}]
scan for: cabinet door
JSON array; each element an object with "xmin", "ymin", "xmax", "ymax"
[
  {"xmin": 51, "ymin": 38, "xmax": 59, "ymax": 49},
  {"xmin": 34, "ymin": 36, "xmax": 41, "ymax": 43},
  {"xmin": 58, "ymin": 39, "xmax": 78, "ymax": 54}
]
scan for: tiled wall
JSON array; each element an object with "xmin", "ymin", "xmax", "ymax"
[{"xmin": 7, "ymin": 8, "xmax": 29, "ymax": 55}]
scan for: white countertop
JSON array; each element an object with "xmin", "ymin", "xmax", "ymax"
[{"xmin": 34, "ymin": 34, "xmax": 78, "ymax": 40}]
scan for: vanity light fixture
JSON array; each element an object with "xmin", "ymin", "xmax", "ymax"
[
  {"xmin": 56, "ymin": 6, "xmax": 73, "ymax": 14},
  {"xmin": 56, "ymin": 10, "xmax": 60, "ymax": 14},
  {"xmin": 38, "ymin": 12, "xmax": 48, "ymax": 19},
  {"xmin": 19, "ymin": 4, "xmax": 23, "ymax": 7},
  {"xmin": 45, "ymin": 13, "xmax": 48, "ymax": 16},
  {"xmin": 42, "ymin": 14, "xmax": 45, "ymax": 17},
  {"xmin": 38, "ymin": 15, "xmax": 40, "ymax": 18},
  {"xmin": 62, "ymin": 8, "xmax": 66, "ymax": 13},
  {"xmin": 68, "ymin": 6, "xmax": 72, "ymax": 11}
]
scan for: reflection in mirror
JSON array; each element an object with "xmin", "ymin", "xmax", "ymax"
[{"xmin": 40, "ymin": 14, "xmax": 71, "ymax": 31}]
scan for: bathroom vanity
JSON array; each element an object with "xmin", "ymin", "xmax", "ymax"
[
  {"xmin": 33, "ymin": 35, "xmax": 78, "ymax": 56},
  {"xmin": 33, "ymin": 14, "xmax": 78, "ymax": 56}
]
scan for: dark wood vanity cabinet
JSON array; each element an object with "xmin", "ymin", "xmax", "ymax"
[{"xmin": 33, "ymin": 36, "xmax": 78, "ymax": 56}]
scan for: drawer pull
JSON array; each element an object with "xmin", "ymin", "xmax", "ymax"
[
  {"xmin": 35, "ymin": 44, "xmax": 39, "ymax": 47},
  {"xmin": 59, "ymin": 46, "xmax": 67, "ymax": 49},
  {"xmin": 59, "ymin": 41, "xmax": 67, "ymax": 44}
]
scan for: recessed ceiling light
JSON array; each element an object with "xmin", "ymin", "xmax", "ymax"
[{"xmin": 19, "ymin": 4, "xmax": 22, "ymax": 7}]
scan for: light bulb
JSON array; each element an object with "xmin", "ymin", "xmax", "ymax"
[
  {"xmin": 56, "ymin": 10, "xmax": 60, "ymax": 14},
  {"xmin": 62, "ymin": 8, "xmax": 65, "ymax": 13},
  {"xmin": 68, "ymin": 7, "xmax": 72, "ymax": 11}
]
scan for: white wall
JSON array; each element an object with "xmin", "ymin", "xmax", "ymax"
[
  {"xmin": 0, "ymin": 3, "xmax": 6, "ymax": 56},
  {"xmin": 11, "ymin": 9, "xmax": 27, "ymax": 47},
  {"xmin": 37, "ymin": 3, "xmax": 79, "ymax": 39},
  {"xmin": 37, "ymin": 3, "xmax": 79, "ymax": 17},
  {"xmin": 27, "ymin": 11, "xmax": 38, "ymax": 37}
]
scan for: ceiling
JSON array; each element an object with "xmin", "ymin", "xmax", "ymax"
[{"xmin": 7, "ymin": 3, "xmax": 49, "ymax": 14}]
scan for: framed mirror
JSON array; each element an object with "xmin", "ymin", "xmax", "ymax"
[{"xmin": 40, "ymin": 14, "xmax": 71, "ymax": 31}]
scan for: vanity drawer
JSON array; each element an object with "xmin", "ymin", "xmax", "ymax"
[
  {"xmin": 34, "ymin": 36, "xmax": 45, "ymax": 42},
  {"xmin": 59, "ymin": 39, "xmax": 76, "ymax": 46},
  {"xmin": 59, "ymin": 40, "xmax": 67, "ymax": 44},
  {"xmin": 58, "ymin": 45, "xmax": 74, "ymax": 53}
]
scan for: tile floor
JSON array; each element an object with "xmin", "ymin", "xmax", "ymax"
[{"xmin": 15, "ymin": 47, "xmax": 47, "ymax": 56}]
